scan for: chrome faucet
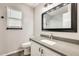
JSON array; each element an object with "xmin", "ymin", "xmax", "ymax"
[{"xmin": 49, "ymin": 33, "xmax": 54, "ymax": 40}]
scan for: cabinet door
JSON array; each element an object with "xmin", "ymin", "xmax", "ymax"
[
  {"xmin": 31, "ymin": 41, "xmax": 41, "ymax": 56},
  {"xmin": 41, "ymin": 46, "xmax": 61, "ymax": 56}
]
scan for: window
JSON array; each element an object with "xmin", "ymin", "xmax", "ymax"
[{"xmin": 7, "ymin": 7, "xmax": 22, "ymax": 30}]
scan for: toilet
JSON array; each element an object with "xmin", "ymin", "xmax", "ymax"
[{"xmin": 21, "ymin": 42, "xmax": 31, "ymax": 55}]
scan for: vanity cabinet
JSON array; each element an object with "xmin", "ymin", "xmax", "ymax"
[
  {"xmin": 41, "ymin": 46, "xmax": 61, "ymax": 56},
  {"xmin": 31, "ymin": 41, "xmax": 41, "ymax": 56},
  {"xmin": 31, "ymin": 41, "xmax": 61, "ymax": 56}
]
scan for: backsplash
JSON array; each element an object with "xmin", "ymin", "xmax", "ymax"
[{"xmin": 40, "ymin": 34, "xmax": 79, "ymax": 45}]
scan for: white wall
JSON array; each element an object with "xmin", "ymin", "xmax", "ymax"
[
  {"xmin": 34, "ymin": 3, "xmax": 79, "ymax": 40},
  {"xmin": 0, "ymin": 6, "xmax": 7, "ymax": 55},
  {"xmin": 0, "ymin": 4, "xmax": 33, "ymax": 55}
]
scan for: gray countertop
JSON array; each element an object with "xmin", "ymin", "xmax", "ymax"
[{"xmin": 30, "ymin": 36, "xmax": 79, "ymax": 56}]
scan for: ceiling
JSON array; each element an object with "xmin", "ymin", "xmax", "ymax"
[
  {"xmin": 0, "ymin": 3, "xmax": 40, "ymax": 8},
  {"xmin": 26, "ymin": 3, "xmax": 40, "ymax": 8}
]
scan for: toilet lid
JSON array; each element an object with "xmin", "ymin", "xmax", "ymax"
[{"xmin": 21, "ymin": 42, "xmax": 31, "ymax": 48}]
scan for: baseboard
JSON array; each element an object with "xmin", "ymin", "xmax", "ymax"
[{"xmin": 1, "ymin": 49, "xmax": 23, "ymax": 56}]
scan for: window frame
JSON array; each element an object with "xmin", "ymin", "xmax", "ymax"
[{"xmin": 6, "ymin": 7, "xmax": 23, "ymax": 30}]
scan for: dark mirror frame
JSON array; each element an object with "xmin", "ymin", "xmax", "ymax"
[{"xmin": 42, "ymin": 3, "xmax": 77, "ymax": 32}]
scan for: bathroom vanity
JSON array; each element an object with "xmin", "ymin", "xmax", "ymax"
[
  {"xmin": 30, "ymin": 3, "xmax": 78, "ymax": 56},
  {"xmin": 30, "ymin": 36, "xmax": 79, "ymax": 56},
  {"xmin": 31, "ymin": 41, "xmax": 61, "ymax": 56}
]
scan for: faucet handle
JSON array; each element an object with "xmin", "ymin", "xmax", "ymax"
[{"xmin": 49, "ymin": 33, "xmax": 53, "ymax": 39}]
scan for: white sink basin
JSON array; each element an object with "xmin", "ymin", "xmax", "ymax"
[{"xmin": 41, "ymin": 39, "xmax": 56, "ymax": 45}]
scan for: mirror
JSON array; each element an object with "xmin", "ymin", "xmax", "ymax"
[{"xmin": 42, "ymin": 3, "xmax": 77, "ymax": 32}]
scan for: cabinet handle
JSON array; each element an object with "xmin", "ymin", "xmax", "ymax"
[
  {"xmin": 41, "ymin": 49, "xmax": 44, "ymax": 56},
  {"xmin": 41, "ymin": 49, "xmax": 43, "ymax": 54},
  {"xmin": 39, "ymin": 48, "xmax": 41, "ymax": 52},
  {"xmin": 39, "ymin": 48, "xmax": 44, "ymax": 56}
]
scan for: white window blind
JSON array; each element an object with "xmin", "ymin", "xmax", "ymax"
[{"xmin": 7, "ymin": 7, "xmax": 22, "ymax": 28}]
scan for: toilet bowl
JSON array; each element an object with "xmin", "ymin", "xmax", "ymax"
[{"xmin": 21, "ymin": 42, "xmax": 31, "ymax": 55}]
